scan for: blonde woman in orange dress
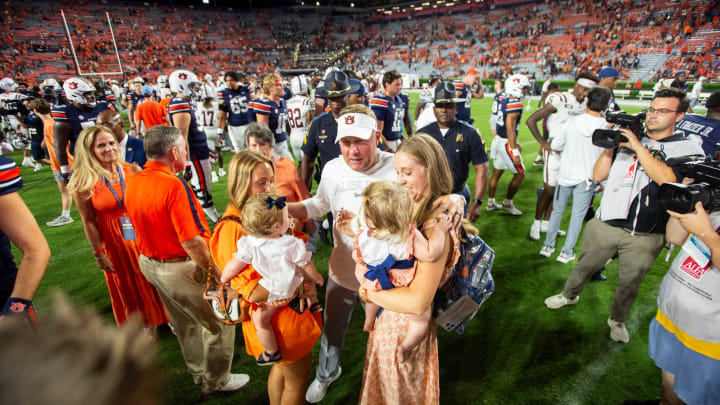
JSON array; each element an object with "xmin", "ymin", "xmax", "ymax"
[
  {"xmin": 358, "ymin": 134, "xmax": 463, "ymax": 405},
  {"xmin": 69, "ymin": 125, "xmax": 168, "ymax": 335}
]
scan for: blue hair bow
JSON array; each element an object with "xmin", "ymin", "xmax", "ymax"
[
  {"xmin": 364, "ymin": 255, "xmax": 416, "ymax": 290},
  {"xmin": 265, "ymin": 196, "xmax": 287, "ymax": 209}
]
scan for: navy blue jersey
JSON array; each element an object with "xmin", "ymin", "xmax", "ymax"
[
  {"xmin": 50, "ymin": 101, "xmax": 111, "ymax": 154},
  {"xmin": 0, "ymin": 156, "xmax": 22, "ymax": 305},
  {"xmin": 675, "ymin": 114, "xmax": 720, "ymax": 157},
  {"xmin": 218, "ymin": 84, "xmax": 253, "ymax": 126},
  {"xmin": 283, "ymin": 87, "xmax": 292, "ymax": 101},
  {"xmin": 252, "ymin": 98, "xmax": 288, "ymax": 143},
  {"xmin": 100, "ymin": 88, "xmax": 116, "ymax": 106},
  {"xmin": 494, "ymin": 96, "xmax": 524, "ymax": 139},
  {"xmin": 454, "ymin": 81, "xmax": 475, "ymax": 124},
  {"xmin": 370, "ymin": 93, "xmax": 405, "ymax": 141},
  {"xmin": 302, "ymin": 112, "xmax": 341, "ymax": 177},
  {"xmin": 167, "ymin": 97, "xmax": 210, "ymax": 159},
  {"xmin": 129, "ymin": 92, "xmax": 144, "ymax": 109}
]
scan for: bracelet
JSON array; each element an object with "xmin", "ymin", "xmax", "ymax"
[
  {"xmin": 511, "ymin": 148, "xmax": 520, "ymax": 156},
  {"xmin": 93, "ymin": 247, "xmax": 105, "ymax": 255}
]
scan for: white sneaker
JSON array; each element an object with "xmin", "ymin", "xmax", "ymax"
[
  {"xmin": 211, "ymin": 172, "xmax": 219, "ymax": 183},
  {"xmin": 529, "ymin": 222, "xmax": 541, "ymax": 240},
  {"xmin": 203, "ymin": 206, "xmax": 220, "ymax": 223},
  {"xmin": 544, "ymin": 293, "xmax": 579, "ymax": 309},
  {"xmin": 202, "ymin": 373, "xmax": 250, "ymax": 397},
  {"xmin": 33, "ymin": 163, "xmax": 43, "ymax": 172},
  {"xmin": 22, "ymin": 157, "xmax": 34, "ymax": 167},
  {"xmin": 305, "ymin": 367, "xmax": 342, "ymax": 403},
  {"xmin": 218, "ymin": 168, "xmax": 226, "ymax": 177},
  {"xmin": 46, "ymin": 215, "xmax": 73, "ymax": 227},
  {"xmin": 539, "ymin": 246, "xmax": 555, "ymax": 257},
  {"xmin": 556, "ymin": 251, "xmax": 576, "ymax": 264},
  {"xmin": 486, "ymin": 201, "xmax": 501, "ymax": 211},
  {"xmin": 557, "ymin": 229, "xmax": 566, "ymax": 236},
  {"xmin": 608, "ymin": 318, "xmax": 630, "ymax": 343},
  {"xmin": 502, "ymin": 201, "xmax": 522, "ymax": 216}
]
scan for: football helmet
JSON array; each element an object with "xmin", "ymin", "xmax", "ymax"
[
  {"xmin": 0, "ymin": 77, "xmax": 18, "ymax": 92},
  {"xmin": 157, "ymin": 74, "xmax": 168, "ymax": 87},
  {"xmin": 132, "ymin": 76, "xmax": 144, "ymax": 84},
  {"xmin": 505, "ymin": 74, "xmax": 530, "ymax": 98},
  {"xmin": 40, "ymin": 78, "xmax": 60, "ymax": 91},
  {"xmin": 63, "ymin": 77, "xmax": 97, "ymax": 108},
  {"xmin": 169, "ymin": 70, "xmax": 201, "ymax": 98},
  {"xmin": 290, "ymin": 75, "xmax": 308, "ymax": 95}
]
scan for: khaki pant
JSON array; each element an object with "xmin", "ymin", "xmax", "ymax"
[
  {"xmin": 139, "ymin": 255, "xmax": 235, "ymax": 392},
  {"xmin": 562, "ymin": 219, "xmax": 664, "ymax": 322}
]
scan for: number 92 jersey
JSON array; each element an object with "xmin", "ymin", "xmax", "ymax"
[{"xmin": 218, "ymin": 83, "xmax": 253, "ymax": 126}]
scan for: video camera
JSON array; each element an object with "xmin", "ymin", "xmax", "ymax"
[
  {"xmin": 659, "ymin": 156, "xmax": 720, "ymax": 214},
  {"xmin": 592, "ymin": 111, "xmax": 647, "ymax": 149}
]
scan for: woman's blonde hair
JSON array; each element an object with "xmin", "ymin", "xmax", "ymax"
[
  {"xmin": 396, "ymin": 133, "xmax": 453, "ymax": 224},
  {"xmin": 226, "ymin": 151, "xmax": 275, "ymax": 211},
  {"xmin": 262, "ymin": 73, "xmax": 282, "ymax": 93},
  {"xmin": 241, "ymin": 193, "xmax": 284, "ymax": 237},
  {"xmin": 361, "ymin": 180, "xmax": 413, "ymax": 243},
  {"xmin": 67, "ymin": 125, "xmax": 121, "ymax": 196}
]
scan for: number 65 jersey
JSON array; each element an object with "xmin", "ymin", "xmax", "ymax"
[{"xmin": 218, "ymin": 83, "xmax": 253, "ymax": 127}]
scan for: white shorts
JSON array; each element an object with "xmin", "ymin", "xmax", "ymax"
[
  {"xmin": 543, "ymin": 149, "xmax": 561, "ymax": 187},
  {"xmin": 490, "ymin": 137, "xmax": 525, "ymax": 174},
  {"xmin": 227, "ymin": 124, "xmax": 249, "ymax": 152},
  {"xmin": 384, "ymin": 139, "xmax": 401, "ymax": 152},
  {"xmin": 289, "ymin": 130, "xmax": 307, "ymax": 161},
  {"xmin": 205, "ymin": 130, "xmax": 220, "ymax": 150}
]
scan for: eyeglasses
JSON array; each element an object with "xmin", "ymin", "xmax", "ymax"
[{"xmin": 647, "ymin": 107, "xmax": 678, "ymax": 115}]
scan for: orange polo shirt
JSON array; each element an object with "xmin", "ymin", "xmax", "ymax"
[
  {"xmin": 125, "ymin": 160, "xmax": 210, "ymax": 259},
  {"xmin": 135, "ymin": 99, "xmax": 168, "ymax": 129}
]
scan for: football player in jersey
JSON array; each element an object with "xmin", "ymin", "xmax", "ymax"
[
  {"xmin": 489, "ymin": 78, "xmax": 505, "ymax": 138},
  {"xmin": 286, "ymin": 75, "xmax": 315, "ymax": 161},
  {"xmin": 51, "ymin": 77, "xmax": 112, "ymax": 182},
  {"xmin": 196, "ymin": 92, "xmax": 224, "ymax": 183},
  {"xmin": 454, "ymin": 67, "xmax": 484, "ymax": 125},
  {"xmin": 486, "ymin": 74, "xmax": 530, "ymax": 216},
  {"xmin": 154, "ymin": 75, "xmax": 171, "ymax": 101},
  {"xmin": 218, "ymin": 71, "xmax": 253, "ymax": 152},
  {"xmin": 167, "ymin": 69, "xmax": 220, "ymax": 222},
  {"xmin": 675, "ymin": 90, "xmax": 720, "ymax": 158},
  {"xmin": 0, "ymin": 77, "xmax": 33, "ymax": 167},
  {"xmin": 370, "ymin": 70, "xmax": 408, "ymax": 151},
  {"xmin": 525, "ymin": 72, "xmax": 598, "ymax": 239},
  {"xmin": 414, "ymin": 73, "xmax": 441, "ymax": 121},
  {"xmin": 253, "ymin": 73, "xmax": 292, "ymax": 160}
]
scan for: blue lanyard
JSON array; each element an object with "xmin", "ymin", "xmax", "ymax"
[{"xmin": 103, "ymin": 165, "xmax": 126, "ymax": 211}]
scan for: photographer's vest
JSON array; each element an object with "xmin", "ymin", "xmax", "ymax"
[{"xmin": 599, "ymin": 132, "xmax": 703, "ymax": 234}]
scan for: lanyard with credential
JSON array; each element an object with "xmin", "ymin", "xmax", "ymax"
[{"xmin": 103, "ymin": 165, "xmax": 136, "ymax": 241}]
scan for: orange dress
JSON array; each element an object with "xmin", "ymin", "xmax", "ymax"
[
  {"xmin": 90, "ymin": 163, "xmax": 168, "ymax": 327},
  {"xmin": 274, "ymin": 156, "xmax": 311, "ymax": 233},
  {"xmin": 358, "ymin": 222, "xmax": 460, "ymax": 405},
  {"xmin": 210, "ymin": 205, "xmax": 322, "ymax": 364}
]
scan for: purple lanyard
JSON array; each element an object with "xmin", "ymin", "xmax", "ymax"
[{"xmin": 102, "ymin": 165, "xmax": 126, "ymax": 211}]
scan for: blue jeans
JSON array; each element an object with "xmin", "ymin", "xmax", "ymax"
[{"xmin": 543, "ymin": 182, "xmax": 594, "ymax": 255}]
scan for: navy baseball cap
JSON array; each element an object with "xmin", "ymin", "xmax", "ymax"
[{"xmin": 598, "ymin": 67, "xmax": 619, "ymax": 79}]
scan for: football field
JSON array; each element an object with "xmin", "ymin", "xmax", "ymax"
[{"xmin": 10, "ymin": 93, "xmax": 667, "ymax": 404}]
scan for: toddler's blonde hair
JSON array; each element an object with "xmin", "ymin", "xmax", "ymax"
[
  {"xmin": 241, "ymin": 192, "xmax": 285, "ymax": 237},
  {"xmin": 361, "ymin": 180, "xmax": 413, "ymax": 243}
]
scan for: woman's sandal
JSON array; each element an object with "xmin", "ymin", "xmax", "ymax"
[{"xmin": 256, "ymin": 350, "xmax": 283, "ymax": 366}]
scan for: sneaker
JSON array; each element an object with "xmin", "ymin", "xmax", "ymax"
[
  {"xmin": 533, "ymin": 158, "xmax": 544, "ymax": 166},
  {"xmin": 211, "ymin": 171, "xmax": 219, "ymax": 183},
  {"xmin": 540, "ymin": 221, "xmax": 565, "ymax": 235},
  {"xmin": 218, "ymin": 168, "xmax": 227, "ymax": 177},
  {"xmin": 557, "ymin": 229, "xmax": 566, "ymax": 236},
  {"xmin": 544, "ymin": 293, "xmax": 579, "ymax": 309},
  {"xmin": 22, "ymin": 157, "xmax": 34, "ymax": 167},
  {"xmin": 502, "ymin": 201, "xmax": 522, "ymax": 216},
  {"xmin": 591, "ymin": 270, "xmax": 607, "ymax": 282},
  {"xmin": 203, "ymin": 206, "xmax": 220, "ymax": 223},
  {"xmin": 202, "ymin": 373, "xmax": 250, "ymax": 397},
  {"xmin": 486, "ymin": 200, "xmax": 501, "ymax": 211},
  {"xmin": 556, "ymin": 251, "xmax": 576, "ymax": 264},
  {"xmin": 305, "ymin": 367, "xmax": 342, "ymax": 403},
  {"xmin": 46, "ymin": 215, "xmax": 73, "ymax": 227},
  {"xmin": 33, "ymin": 163, "xmax": 43, "ymax": 172},
  {"xmin": 539, "ymin": 246, "xmax": 555, "ymax": 257},
  {"xmin": 608, "ymin": 317, "xmax": 630, "ymax": 343},
  {"xmin": 529, "ymin": 222, "xmax": 541, "ymax": 240}
]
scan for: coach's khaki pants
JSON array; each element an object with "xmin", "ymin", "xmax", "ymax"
[
  {"xmin": 139, "ymin": 255, "xmax": 235, "ymax": 392},
  {"xmin": 561, "ymin": 219, "xmax": 664, "ymax": 322}
]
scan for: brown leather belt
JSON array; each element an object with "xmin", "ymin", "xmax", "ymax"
[{"xmin": 149, "ymin": 256, "xmax": 191, "ymax": 263}]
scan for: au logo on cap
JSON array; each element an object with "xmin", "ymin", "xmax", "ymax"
[{"xmin": 345, "ymin": 115, "xmax": 355, "ymax": 125}]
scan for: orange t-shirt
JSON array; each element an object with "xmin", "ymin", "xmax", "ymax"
[
  {"xmin": 135, "ymin": 100, "xmax": 168, "ymax": 130},
  {"xmin": 125, "ymin": 160, "xmax": 210, "ymax": 259},
  {"xmin": 43, "ymin": 118, "xmax": 73, "ymax": 171},
  {"xmin": 160, "ymin": 97, "xmax": 171, "ymax": 111}
]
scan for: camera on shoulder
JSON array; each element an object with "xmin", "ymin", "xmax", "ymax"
[
  {"xmin": 592, "ymin": 111, "xmax": 647, "ymax": 148},
  {"xmin": 659, "ymin": 155, "xmax": 720, "ymax": 214}
]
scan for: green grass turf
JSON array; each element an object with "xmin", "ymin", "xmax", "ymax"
[{"xmin": 9, "ymin": 94, "xmax": 669, "ymax": 404}]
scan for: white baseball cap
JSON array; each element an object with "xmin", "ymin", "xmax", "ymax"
[{"xmin": 335, "ymin": 113, "xmax": 377, "ymax": 142}]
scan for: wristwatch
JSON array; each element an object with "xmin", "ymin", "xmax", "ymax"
[{"xmin": 473, "ymin": 199, "xmax": 482, "ymax": 205}]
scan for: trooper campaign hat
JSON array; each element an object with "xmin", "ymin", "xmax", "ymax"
[
  {"xmin": 434, "ymin": 81, "xmax": 464, "ymax": 104},
  {"xmin": 315, "ymin": 71, "xmax": 361, "ymax": 98}
]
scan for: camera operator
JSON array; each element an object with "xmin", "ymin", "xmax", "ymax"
[
  {"xmin": 545, "ymin": 88, "xmax": 704, "ymax": 344},
  {"xmin": 646, "ymin": 201, "xmax": 720, "ymax": 405}
]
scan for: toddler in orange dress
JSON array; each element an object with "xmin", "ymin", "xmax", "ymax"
[
  {"xmin": 221, "ymin": 193, "xmax": 324, "ymax": 366},
  {"xmin": 337, "ymin": 180, "xmax": 451, "ymax": 363}
]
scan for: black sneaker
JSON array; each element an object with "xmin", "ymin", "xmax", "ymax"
[{"xmin": 591, "ymin": 270, "xmax": 607, "ymax": 282}]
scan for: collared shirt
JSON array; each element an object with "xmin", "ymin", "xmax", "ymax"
[
  {"xmin": 118, "ymin": 133, "xmax": 128, "ymax": 157},
  {"xmin": 125, "ymin": 160, "xmax": 210, "ymax": 259},
  {"xmin": 302, "ymin": 112, "xmax": 341, "ymax": 176},
  {"xmin": 419, "ymin": 120, "xmax": 488, "ymax": 193},
  {"xmin": 135, "ymin": 99, "xmax": 168, "ymax": 130}
]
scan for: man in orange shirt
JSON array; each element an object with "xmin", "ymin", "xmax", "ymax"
[
  {"xmin": 125, "ymin": 125, "xmax": 248, "ymax": 397},
  {"xmin": 134, "ymin": 85, "xmax": 168, "ymax": 136}
]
